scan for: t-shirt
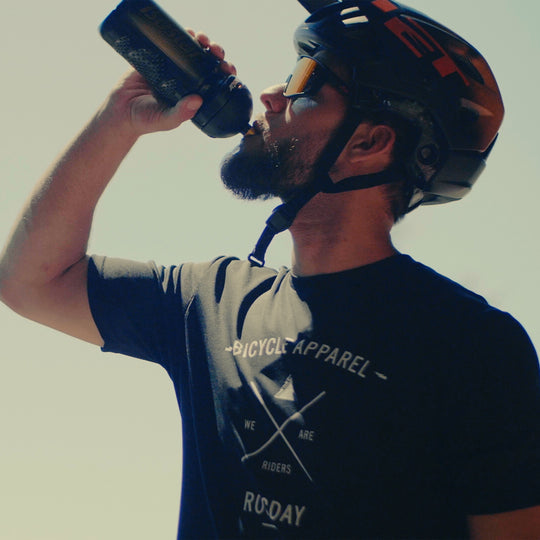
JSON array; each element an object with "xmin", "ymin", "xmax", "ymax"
[{"xmin": 87, "ymin": 253, "xmax": 540, "ymax": 539}]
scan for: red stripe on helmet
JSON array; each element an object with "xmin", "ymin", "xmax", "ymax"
[
  {"xmin": 384, "ymin": 15, "xmax": 470, "ymax": 87},
  {"xmin": 371, "ymin": 0, "xmax": 399, "ymax": 13},
  {"xmin": 384, "ymin": 17, "xmax": 433, "ymax": 58},
  {"xmin": 406, "ymin": 17, "xmax": 470, "ymax": 86}
]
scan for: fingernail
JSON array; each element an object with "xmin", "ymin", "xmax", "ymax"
[{"xmin": 187, "ymin": 98, "xmax": 202, "ymax": 111}]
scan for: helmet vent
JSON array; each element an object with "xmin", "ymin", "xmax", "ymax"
[
  {"xmin": 453, "ymin": 54, "xmax": 484, "ymax": 85},
  {"xmin": 340, "ymin": 7, "xmax": 369, "ymax": 26}
]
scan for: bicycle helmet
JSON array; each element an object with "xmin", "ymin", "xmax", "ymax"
[
  {"xmin": 248, "ymin": 0, "xmax": 504, "ymax": 265},
  {"xmin": 294, "ymin": 0, "xmax": 504, "ymax": 205}
]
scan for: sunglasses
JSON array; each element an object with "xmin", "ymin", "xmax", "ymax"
[{"xmin": 283, "ymin": 56, "xmax": 350, "ymax": 99}]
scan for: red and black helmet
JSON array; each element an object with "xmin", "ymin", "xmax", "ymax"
[{"xmin": 293, "ymin": 0, "xmax": 504, "ymax": 207}]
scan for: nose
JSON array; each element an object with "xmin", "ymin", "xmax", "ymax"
[{"xmin": 260, "ymin": 83, "xmax": 288, "ymax": 113}]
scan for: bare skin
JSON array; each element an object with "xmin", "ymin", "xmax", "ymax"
[{"xmin": 0, "ymin": 32, "xmax": 539, "ymax": 539}]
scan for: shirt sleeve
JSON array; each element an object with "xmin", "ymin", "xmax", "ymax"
[
  {"xmin": 87, "ymin": 255, "xmax": 212, "ymax": 369},
  {"xmin": 447, "ymin": 309, "xmax": 540, "ymax": 515}
]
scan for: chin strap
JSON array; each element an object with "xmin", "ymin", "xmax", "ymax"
[
  {"xmin": 247, "ymin": 178, "xmax": 325, "ymax": 267},
  {"xmin": 247, "ymin": 168, "xmax": 400, "ymax": 266},
  {"xmin": 247, "ymin": 107, "xmax": 401, "ymax": 267}
]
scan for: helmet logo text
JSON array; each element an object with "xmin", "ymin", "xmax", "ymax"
[{"xmin": 384, "ymin": 16, "xmax": 469, "ymax": 86}]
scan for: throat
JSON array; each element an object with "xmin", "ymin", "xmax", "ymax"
[
  {"xmin": 291, "ymin": 231, "xmax": 398, "ymax": 277},
  {"xmin": 289, "ymin": 192, "xmax": 397, "ymax": 277}
]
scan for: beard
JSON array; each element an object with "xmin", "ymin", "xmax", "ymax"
[{"xmin": 220, "ymin": 127, "xmax": 321, "ymax": 201}]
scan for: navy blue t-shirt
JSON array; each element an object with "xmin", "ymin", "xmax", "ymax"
[{"xmin": 87, "ymin": 254, "xmax": 540, "ymax": 539}]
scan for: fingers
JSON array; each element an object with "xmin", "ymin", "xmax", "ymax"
[
  {"xmin": 178, "ymin": 94, "xmax": 204, "ymax": 119},
  {"xmin": 190, "ymin": 30, "xmax": 223, "ymax": 58},
  {"xmin": 161, "ymin": 94, "xmax": 203, "ymax": 129},
  {"xmin": 186, "ymin": 28, "xmax": 237, "ymax": 76}
]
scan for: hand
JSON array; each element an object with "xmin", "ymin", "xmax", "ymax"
[
  {"xmin": 103, "ymin": 31, "xmax": 237, "ymax": 136},
  {"xmin": 105, "ymin": 70, "xmax": 203, "ymax": 135},
  {"xmin": 188, "ymin": 30, "xmax": 238, "ymax": 77}
]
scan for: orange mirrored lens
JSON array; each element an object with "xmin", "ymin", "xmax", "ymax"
[{"xmin": 283, "ymin": 57, "xmax": 318, "ymax": 97}]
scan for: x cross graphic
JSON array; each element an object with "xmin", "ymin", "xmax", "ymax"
[{"xmin": 241, "ymin": 381, "xmax": 326, "ymax": 484}]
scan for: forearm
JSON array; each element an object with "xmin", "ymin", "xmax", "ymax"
[{"xmin": 0, "ymin": 105, "xmax": 138, "ymax": 291}]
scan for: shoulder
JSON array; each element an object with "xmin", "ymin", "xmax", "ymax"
[
  {"xmin": 395, "ymin": 255, "xmax": 495, "ymax": 326},
  {"xmin": 399, "ymin": 255, "xmax": 488, "ymax": 307},
  {"xmin": 190, "ymin": 256, "xmax": 287, "ymax": 302},
  {"xmin": 89, "ymin": 254, "xmax": 286, "ymax": 303},
  {"xmin": 399, "ymin": 255, "xmax": 537, "ymax": 357}
]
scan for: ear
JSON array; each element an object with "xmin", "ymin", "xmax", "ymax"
[{"xmin": 345, "ymin": 123, "xmax": 396, "ymax": 166}]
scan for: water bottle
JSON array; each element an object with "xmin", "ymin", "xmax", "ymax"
[{"xmin": 100, "ymin": 0, "xmax": 253, "ymax": 138}]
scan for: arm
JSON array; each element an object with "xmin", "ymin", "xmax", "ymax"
[
  {"xmin": 0, "ymin": 69, "xmax": 203, "ymax": 345},
  {"xmin": 0, "ymin": 31, "xmax": 235, "ymax": 347},
  {"xmin": 0, "ymin": 66, "xmax": 207, "ymax": 345},
  {"xmin": 468, "ymin": 505, "xmax": 540, "ymax": 539}
]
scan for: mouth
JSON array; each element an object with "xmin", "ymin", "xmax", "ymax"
[{"xmin": 243, "ymin": 118, "xmax": 266, "ymax": 138}]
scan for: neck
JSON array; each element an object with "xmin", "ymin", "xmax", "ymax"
[{"xmin": 289, "ymin": 190, "xmax": 398, "ymax": 277}]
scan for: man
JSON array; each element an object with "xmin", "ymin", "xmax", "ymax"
[{"xmin": 1, "ymin": 0, "xmax": 539, "ymax": 538}]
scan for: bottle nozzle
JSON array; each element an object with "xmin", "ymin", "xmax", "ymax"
[{"xmin": 242, "ymin": 124, "xmax": 256, "ymax": 136}]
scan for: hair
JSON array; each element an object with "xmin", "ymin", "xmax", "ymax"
[
  {"xmin": 358, "ymin": 109, "xmax": 419, "ymax": 222},
  {"xmin": 384, "ymin": 178, "xmax": 412, "ymax": 223}
]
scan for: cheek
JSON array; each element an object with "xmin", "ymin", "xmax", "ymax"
[{"xmin": 289, "ymin": 97, "xmax": 319, "ymax": 116}]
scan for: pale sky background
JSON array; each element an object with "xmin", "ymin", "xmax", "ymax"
[{"xmin": 0, "ymin": 1, "xmax": 538, "ymax": 538}]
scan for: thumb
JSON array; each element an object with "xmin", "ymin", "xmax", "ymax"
[{"xmin": 163, "ymin": 94, "xmax": 203, "ymax": 127}]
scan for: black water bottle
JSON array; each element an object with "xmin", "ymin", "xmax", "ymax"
[{"xmin": 100, "ymin": 0, "xmax": 253, "ymax": 138}]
